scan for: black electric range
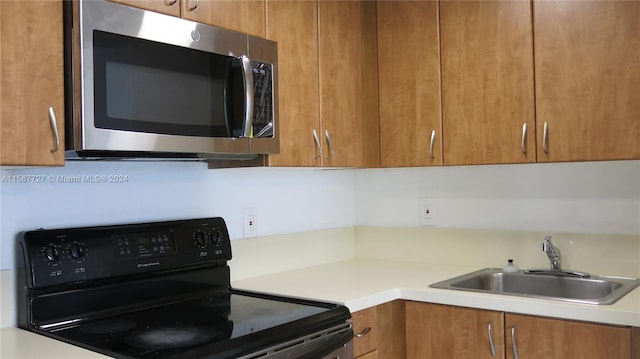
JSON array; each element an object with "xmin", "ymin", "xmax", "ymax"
[{"xmin": 16, "ymin": 217, "xmax": 353, "ymax": 358}]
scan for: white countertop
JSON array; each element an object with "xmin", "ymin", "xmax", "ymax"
[
  {"xmin": 2, "ymin": 258, "xmax": 638, "ymax": 358},
  {"xmin": 0, "ymin": 327, "xmax": 108, "ymax": 358},
  {"xmin": 232, "ymin": 259, "xmax": 640, "ymax": 327}
]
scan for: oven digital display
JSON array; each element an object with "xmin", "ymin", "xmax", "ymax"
[{"xmin": 114, "ymin": 230, "xmax": 176, "ymax": 261}]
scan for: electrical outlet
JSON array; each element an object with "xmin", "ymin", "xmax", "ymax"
[
  {"xmin": 419, "ymin": 198, "xmax": 436, "ymax": 226},
  {"xmin": 243, "ymin": 208, "xmax": 257, "ymax": 238}
]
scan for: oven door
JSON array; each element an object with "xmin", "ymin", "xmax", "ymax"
[
  {"xmin": 235, "ymin": 322, "xmax": 353, "ymax": 359},
  {"xmin": 323, "ymin": 341, "xmax": 354, "ymax": 359},
  {"xmin": 68, "ymin": 0, "xmax": 266, "ymax": 156}
]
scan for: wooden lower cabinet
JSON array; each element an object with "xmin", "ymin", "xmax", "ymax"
[
  {"xmin": 405, "ymin": 302, "xmax": 504, "ymax": 359},
  {"xmin": 406, "ymin": 301, "xmax": 637, "ymax": 359},
  {"xmin": 352, "ymin": 305, "xmax": 377, "ymax": 357},
  {"xmin": 351, "ymin": 300, "xmax": 405, "ymax": 359},
  {"xmin": 505, "ymin": 313, "xmax": 633, "ymax": 359},
  {"xmin": 357, "ymin": 351, "xmax": 378, "ymax": 359}
]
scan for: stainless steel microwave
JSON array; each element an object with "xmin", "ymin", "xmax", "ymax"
[{"xmin": 65, "ymin": 0, "xmax": 278, "ymax": 160}]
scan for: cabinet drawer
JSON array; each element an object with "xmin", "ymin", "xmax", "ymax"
[{"xmin": 352, "ymin": 306, "xmax": 378, "ymax": 357}]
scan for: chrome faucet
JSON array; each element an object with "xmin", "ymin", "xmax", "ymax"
[
  {"xmin": 525, "ymin": 236, "xmax": 590, "ymax": 278},
  {"xmin": 542, "ymin": 236, "xmax": 561, "ymax": 270}
]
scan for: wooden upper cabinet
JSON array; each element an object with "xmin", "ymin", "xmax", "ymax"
[
  {"xmin": 109, "ymin": 0, "xmax": 266, "ymax": 37},
  {"xmin": 0, "ymin": 1, "xmax": 65, "ymax": 166},
  {"xmin": 440, "ymin": 1, "xmax": 535, "ymax": 166},
  {"xmin": 405, "ymin": 302, "xmax": 505, "ymax": 359},
  {"xmin": 377, "ymin": 1, "xmax": 441, "ymax": 168},
  {"xmin": 505, "ymin": 314, "xmax": 632, "ymax": 359},
  {"xmin": 318, "ymin": 1, "xmax": 378, "ymax": 168},
  {"xmin": 107, "ymin": 0, "xmax": 181, "ymax": 17},
  {"xmin": 183, "ymin": 0, "xmax": 266, "ymax": 37},
  {"xmin": 265, "ymin": 0, "xmax": 321, "ymax": 167},
  {"xmin": 534, "ymin": 1, "xmax": 640, "ymax": 162}
]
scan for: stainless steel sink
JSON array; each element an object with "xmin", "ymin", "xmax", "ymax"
[{"xmin": 429, "ymin": 268, "xmax": 640, "ymax": 305}]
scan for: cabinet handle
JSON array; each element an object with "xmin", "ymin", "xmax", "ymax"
[
  {"xmin": 165, "ymin": 0, "xmax": 177, "ymax": 6},
  {"xmin": 542, "ymin": 121, "xmax": 549, "ymax": 154},
  {"xmin": 429, "ymin": 129, "xmax": 436, "ymax": 159},
  {"xmin": 325, "ymin": 130, "xmax": 335, "ymax": 160},
  {"xmin": 354, "ymin": 327, "xmax": 371, "ymax": 338},
  {"xmin": 48, "ymin": 107, "xmax": 60, "ymax": 153},
  {"xmin": 313, "ymin": 129, "xmax": 322, "ymax": 160},
  {"xmin": 511, "ymin": 326, "xmax": 520, "ymax": 359},
  {"xmin": 521, "ymin": 123, "xmax": 527, "ymax": 155},
  {"xmin": 187, "ymin": 0, "xmax": 199, "ymax": 11},
  {"xmin": 487, "ymin": 321, "xmax": 496, "ymax": 357}
]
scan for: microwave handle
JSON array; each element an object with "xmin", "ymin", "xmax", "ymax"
[{"xmin": 240, "ymin": 55, "xmax": 254, "ymax": 137}]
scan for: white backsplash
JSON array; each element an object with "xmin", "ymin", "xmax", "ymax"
[
  {"xmin": 1, "ymin": 160, "xmax": 638, "ymax": 271},
  {"xmin": 0, "ymin": 162, "xmax": 356, "ymax": 270},
  {"xmin": 356, "ymin": 227, "xmax": 640, "ymax": 278},
  {"xmin": 355, "ymin": 161, "xmax": 640, "ymax": 235}
]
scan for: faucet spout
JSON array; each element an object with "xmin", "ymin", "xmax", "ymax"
[{"xmin": 543, "ymin": 236, "xmax": 561, "ymax": 270}]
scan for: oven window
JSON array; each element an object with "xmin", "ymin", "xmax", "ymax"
[{"xmin": 92, "ymin": 30, "xmax": 244, "ymax": 137}]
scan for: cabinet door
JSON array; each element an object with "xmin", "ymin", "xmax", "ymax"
[
  {"xmin": 265, "ymin": 0, "xmax": 321, "ymax": 167},
  {"xmin": 505, "ymin": 314, "xmax": 631, "ymax": 359},
  {"xmin": 182, "ymin": 0, "xmax": 266, "ymax": 37},
  {"xmin": 377, "ymin": 1, "xmax": 442, "ymax": 167},
  {"xmin": 405, "ymin": 302, "xmax": 505, "ymax": 359},
  {"xmin": 534, "ymin": 1, "xmax": 640, "ymax": 162},
  {"xmin": 376, "ymin": 300, "xmax": 406, "ymax": 359},
  {"xmin": 107, "ymin": 0, "xmax": 181, "ymax": 17},
  {"xmin": 358, "ymin": 351, "xmax": 378, "ymax": 359},
  {"xmin": 0, "ymin": 1, "xmax": 65, "ymax": 166},
  {"xmin": 440, "ymin": 1, "xmax": 535, "ymax": 165},
  {"xmin": 318, "ymin": 1, "xmax": 370, "ymax": 167}
]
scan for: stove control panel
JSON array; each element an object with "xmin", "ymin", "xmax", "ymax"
[
  {"xmin": 114, "ymin": 230, "xmax": 176, "ymax": 261},
  {"xmin": 18, "ymin": 217, "xmax": 232, "ymax": 288}
]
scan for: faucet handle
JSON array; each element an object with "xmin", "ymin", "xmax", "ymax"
[
  {"xmin": 542, "ymin": 235, "xmax": 561, "ymax": 270},
  {"xmin": 542, "ymin": 236, "xmax": 554, "ymax": 252}
]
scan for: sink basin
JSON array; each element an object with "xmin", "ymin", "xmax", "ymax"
[{"xmin": 429, "ymin": 268, "xmax": 640, "ymax": 305}]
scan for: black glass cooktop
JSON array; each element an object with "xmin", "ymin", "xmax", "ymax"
[
  {"xmin": 46, "ymin": 290, "xmax": 336, "ymax": 359},
  {"xmin": 18, "ymin": 218, "xmax": 352, "ymax": 359}
]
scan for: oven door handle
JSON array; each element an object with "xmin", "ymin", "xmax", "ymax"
[
  {"xmin": 231, "ymin": 322, "xmax": 353, "ymax": 359},
  {"xmin": 240, "ymin": 55, "xmax": 254, "ymax": 138}
]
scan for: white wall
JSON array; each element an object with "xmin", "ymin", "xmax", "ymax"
[
  {"xmin": 2, "ymin": 160, "xmax": 639, "ymax": 270},
  {"xmin": 356, "ymin": 160, "xmax": 640, "ymax": 235},
  {"xmin": 0, "ymin": 162, "xmax": 356, "ymax": 270}
]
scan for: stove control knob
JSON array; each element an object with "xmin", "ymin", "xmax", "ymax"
[
  {"xmin": 210, "ymin": 230, "xmax": 223, "ymax": 246},
  {"xmin": 45, "ymin": 244, "xmax": 59, "ymax": 262},
  {"xmin": 194, "ymin": 231, "xmax": 207, "ymax": 248},
  {"xmin": 70, "ymin": 242, "xmax": 85, "ymax": 259}
]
